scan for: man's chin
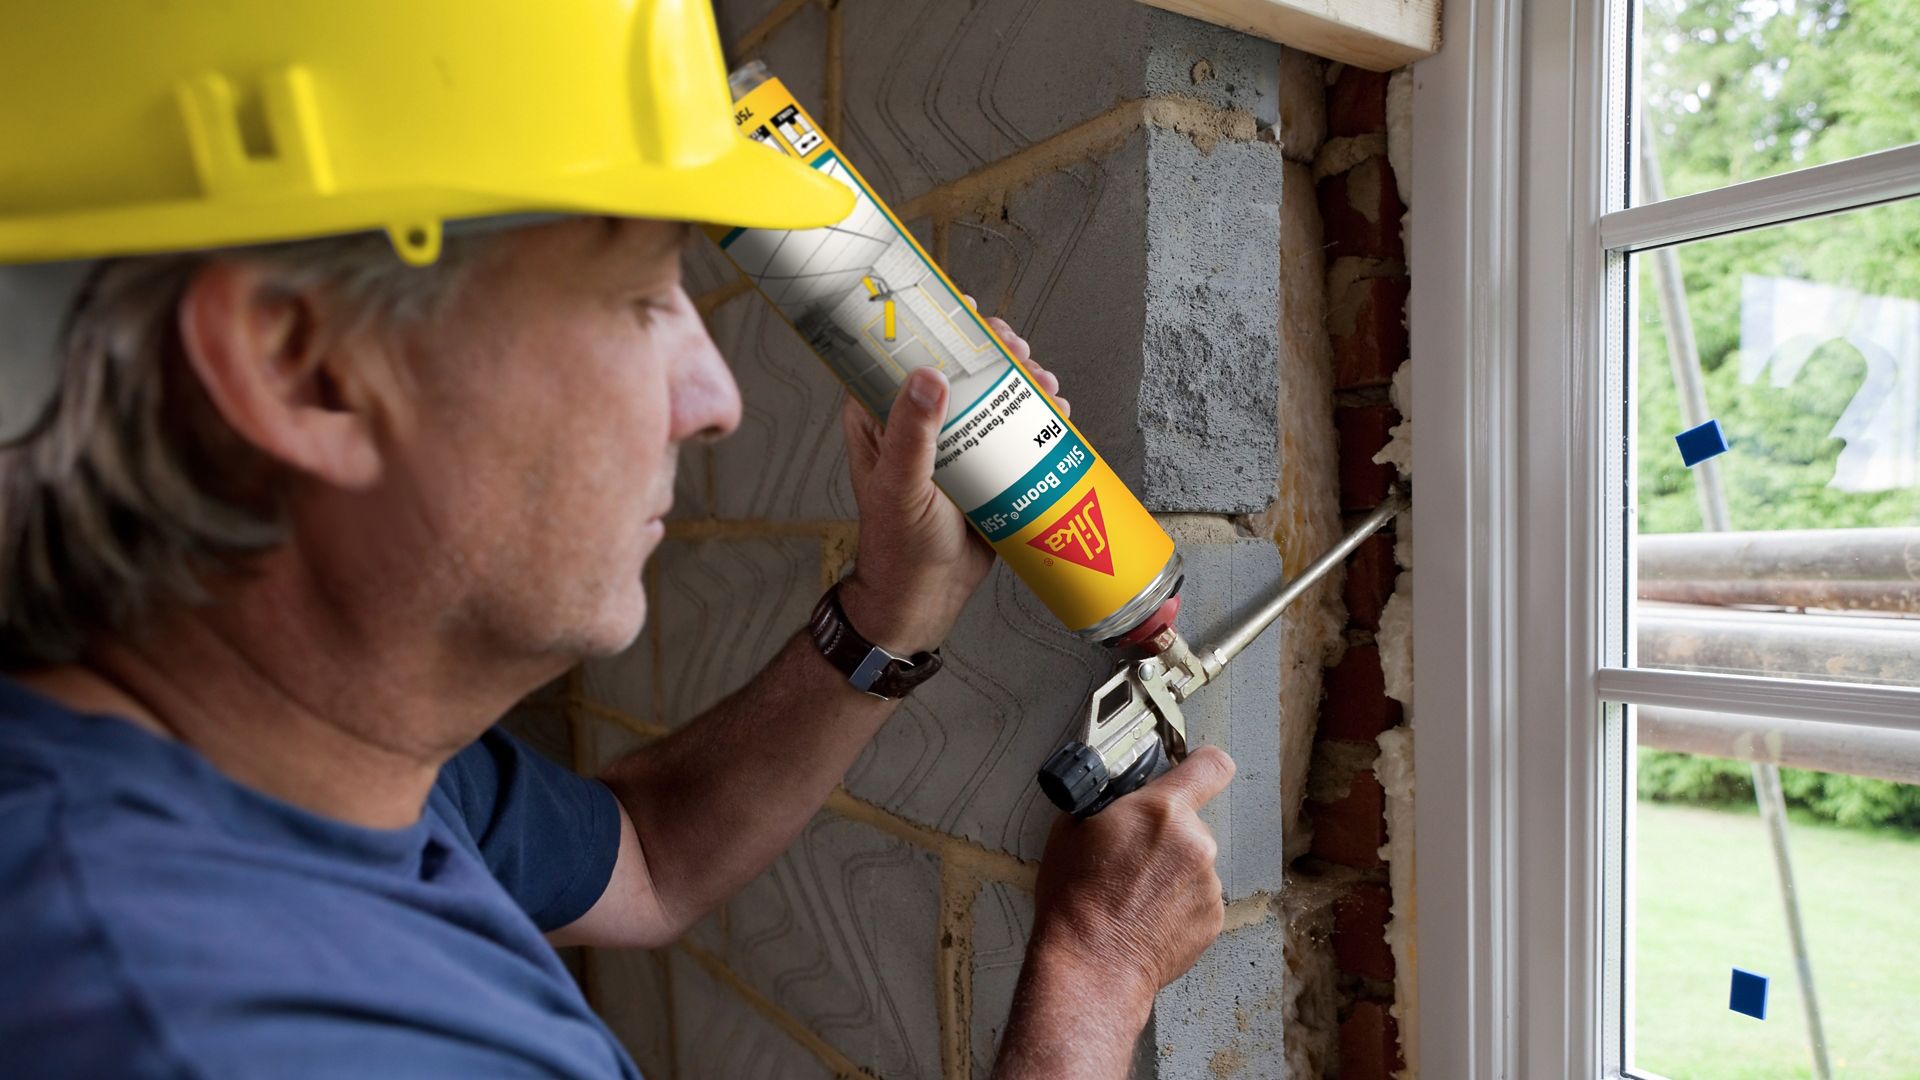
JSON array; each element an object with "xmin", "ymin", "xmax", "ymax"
[
  {"xmin": 578, "ymin": 605, "xmax": 647, "ymax": 659},
  {"xmin": 537, "ymin": 582, "xmax": 647, "ymax": 663}
]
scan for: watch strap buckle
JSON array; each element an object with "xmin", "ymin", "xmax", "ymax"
[{"xmin": 848, "ymin": 645, "xmax": 901, "ymax": 697}]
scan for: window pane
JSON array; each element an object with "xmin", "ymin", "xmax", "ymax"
[
  {"xmin": 1633, "ymin": 199, "xmax": 1920, "ymax": 686},
  {"xmin": 1635, "ymin": 0, "xmax": 1920, "ymax": 203},
  {"xmin": 1631, "ymin": 707, "xmax": 1920, "ymax": 1079}
]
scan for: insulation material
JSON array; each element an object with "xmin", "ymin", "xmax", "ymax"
[
  {"xmin": 1376, "ymin": 533, "xmax": 1415, "ymax": 1078},
  {"xmin": 1386, "ymin": 71, "xmax": 1413, "ymax": 208},
  {"xmin": 1376, "ymin": 723, "xmax": 1418, "ymax": 1080},
  {"xmin": 1282, "ymin": 879, "xmax": 1344, "ymax": 1079},
  {"xmin": 1375, "ymin": 346, "xmax": 1417, "ymax": 1076},
  {"xmin": 1312, "ymin": 132, "xmax": 1388, "ymax": 181},
  {"xmin": 1387, "ymin": 68, "xmax": 1413, "ymax": 268},
  {"xmin": 1378, "ymin": 580, "xmax": 1414, "ymax": 711},
  {"xmin": 1269, "ymin": 157, "xmax": 1349, "ymax": 856},
  {"xmin": 1374, "ymin": 362, "xmax": 1415, "ymax": 481}
]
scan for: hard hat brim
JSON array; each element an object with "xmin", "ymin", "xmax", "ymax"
[
  {"xmin": 579, "ymin": 135, "xmax": 860, "ymax": 233},
  {"xmin": 0, "ymin": 137, "xmax": 855, "ymax": 266}
]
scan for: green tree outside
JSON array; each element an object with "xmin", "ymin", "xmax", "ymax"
[{"xmin": 1637, "ymin": 0, "xmax": 1920, "ymax": 536}]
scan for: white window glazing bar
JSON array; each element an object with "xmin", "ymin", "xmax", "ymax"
[
  {"xmin": 1595, "ymin": 666, "xmax": 1920, "ymax": 731},
  {"xmin": 1598, "ymin": 141, "xmax": 1920, "ymax": 253}
]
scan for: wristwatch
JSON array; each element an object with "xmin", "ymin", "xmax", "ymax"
[{"xmin": 807, "ymin": 582, "xmax": 943, "ymax": 700}]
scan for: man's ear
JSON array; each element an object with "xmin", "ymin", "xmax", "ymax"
[{"xmin": 176, "ymin": 261, "xmax": 387, "ymax": 489}]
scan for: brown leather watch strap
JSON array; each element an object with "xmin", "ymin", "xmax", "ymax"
[{"xmin": 807, "ymin": 582, "xmax": 943, "ymax": 700}]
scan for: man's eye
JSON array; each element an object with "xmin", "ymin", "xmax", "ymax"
[{"xmin": 632, "ymin": 293, "xmax": 674, "ymax": 326}]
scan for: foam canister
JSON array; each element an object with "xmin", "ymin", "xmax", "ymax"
[{"xmin": 709, "ymin": 63, "xmax": 1182, "ymax": 641}]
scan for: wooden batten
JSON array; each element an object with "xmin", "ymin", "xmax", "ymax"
[{"xmin": 1138, "ymin": 0, "xmax": 1441, "ymax": 71}]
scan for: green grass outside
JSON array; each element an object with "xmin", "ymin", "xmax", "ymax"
[{"xmin": 1635, "ymin": 801, "xmax": 1920, "ymax": 1079}]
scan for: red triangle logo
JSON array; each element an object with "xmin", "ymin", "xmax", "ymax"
[{"xmin": 1027, "ymin": 488, "xmax": 1115, "ymax": 576}]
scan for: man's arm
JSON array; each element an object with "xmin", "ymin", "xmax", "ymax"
[
  {"xmin": 993, "ymin": 943, "xmax": 1153, "ymax": 1079},
  {"xmin": 551, "ymin": 628, "xmax": 916, "ymax": 948}
]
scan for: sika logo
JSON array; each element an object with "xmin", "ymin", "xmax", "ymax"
[{"xmin": 1028, "ymin": 488, "xmax": 1114, "ymax": 576}]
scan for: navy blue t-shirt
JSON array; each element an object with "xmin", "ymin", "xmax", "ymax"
[{"xmin": 0, "ymin": 676, "xmax": 638, "ymax": 1078}]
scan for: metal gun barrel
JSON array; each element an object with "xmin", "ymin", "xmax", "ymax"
[{"xmin": 1206, "ymin": 488, "xmax": 1408, "ymax": 670}]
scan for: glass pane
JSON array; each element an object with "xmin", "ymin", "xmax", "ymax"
[
  {"xmin": 1635, "ymin": 0, "xmax": 1920, "ymax": 202},
  {"xmin": 1631, "ymin": 707, "xmax": 1920, "ymax": 1079},
  {"xmin": 1632, "ymin": 199, "xmax": 1920, "ymax": 686}
]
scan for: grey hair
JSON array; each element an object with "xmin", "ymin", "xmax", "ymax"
[{"xmin": 0, "ymin": 230, "xmax": 497, "ymax": 669}]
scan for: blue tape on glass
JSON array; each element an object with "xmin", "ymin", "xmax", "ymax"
[
  {"xmin": 1729, "ymin": 967, "xmax": 1769, "ymax": 1020},
  {"xmin": 1675, "ymin": 419, "xmax": 1729, "ymax": 468}
]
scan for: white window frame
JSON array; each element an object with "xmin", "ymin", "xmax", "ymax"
[{"xmin": 1410, "ymin": 0, "xmax": 1920, "ymax": 1076}]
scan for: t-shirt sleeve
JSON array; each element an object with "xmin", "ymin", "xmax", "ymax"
[{"xmin": 434, "ymin": 727, "xmax": 623, "ymax": 932}]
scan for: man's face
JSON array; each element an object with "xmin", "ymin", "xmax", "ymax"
[{"xmin": 348, "ymin": 218, "xmax": 738, "ymax": 663}]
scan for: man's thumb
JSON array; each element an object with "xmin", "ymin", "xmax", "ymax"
[
  {"xmin": 1150, "ymin": 745, "xmax": 1236, "ymax": 812},
  {"xmin": 881, "ymin": 368, "xmax": 949, "ymax": 485}
]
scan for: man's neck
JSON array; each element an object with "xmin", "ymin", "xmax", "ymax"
[{"xmin": 16, "ymin": 567, "xmax": 545, "ymax": 830}]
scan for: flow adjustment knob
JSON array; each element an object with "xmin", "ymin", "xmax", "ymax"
[
  {"xmin": 1037, "ymin": 742, "xmax": 1107, "ymax": 816},
  {"xmin": 1038, "ymin": 740, "xmax": 1168, "ymax": 818}
]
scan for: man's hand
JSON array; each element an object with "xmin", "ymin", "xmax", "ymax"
[
  {"xmin": 1030, "ymin": 745, "xmax": 1234, "ymax": 991},
  {"xmin": 994, "ymin": 747, "xmax": 1237, "ymax": 1079},
  {"xmin": 838, "ymin": 310, "xmax": 1068, "ymax": 654}
]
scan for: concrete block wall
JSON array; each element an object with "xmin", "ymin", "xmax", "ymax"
[{"xmin": 515, "ymin": 4, "xmax": 1417, "ymax": 1078}]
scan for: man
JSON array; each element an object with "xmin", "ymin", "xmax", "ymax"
[{"xmin": 0, "ymin": 2, "xmax": 1234, "ymax": 1077}]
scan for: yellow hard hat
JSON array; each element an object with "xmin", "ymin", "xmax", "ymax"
[{"xmin": 0, "ymin": 0, "xmax": 854, "ymax": 267}]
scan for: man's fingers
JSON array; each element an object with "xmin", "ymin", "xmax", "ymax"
[
  {"xmin": 1148, "ymin": 746, "xmax": 1236, "ymax": 812},
  {"xmin": 985, "ymin": 316, "xmax": 1031, "ymax": 361},
  {"xmin": 1021, "ymin": 362, "xmax": 1070, "ymax": 417},
  {"xmin": 1026, "ymin": 363, "xmax": 1060, "ymax": 397},
  {"xmin": 958, "ymin": 299, "xmax": 1052, "ymax": 417},
  {"xmin": 880, "ymin": 367, "xmax": 949, "ymax": 486}
]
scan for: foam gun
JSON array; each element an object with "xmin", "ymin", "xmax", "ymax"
[{"xmin": 1037, "ymin": 489, "xmax": 1409, "ymax": 817}]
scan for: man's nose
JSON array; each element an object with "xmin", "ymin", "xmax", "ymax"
[{"xmin": 667, "ymin": 291, "xmax": 742, "ymax": 444}]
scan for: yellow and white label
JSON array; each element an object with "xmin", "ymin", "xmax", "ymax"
[{"xmin": 710, "ymin": 77, "xmax": 1174, "ymax": 633}]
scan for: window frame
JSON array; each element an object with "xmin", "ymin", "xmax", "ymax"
[{"xmin": 1410, "ymin": 0, "xmax": 1920, "ymax": 1076}]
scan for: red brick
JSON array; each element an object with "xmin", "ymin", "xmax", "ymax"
[
  {"xmin": 1327, "ymin": 67, "xmax": 1389, "ymax": 137},
  {"xmin": 1332, "ymin": 275, "xmax": 1410, "ymax": 389},
  {"xmin": 1317, "ymin": 158, "xmax": 1406, "ymax": 262},
  {"xmin": 1333, "ymin": 884, "xmax": 1397, "ymax": 981},
  {"xmin": 1321, "ymin": 646, "xmax": 1402, "ymax": 741},
  {"xmin": 1343, "ymin": 533, "xmax": 1398, "ymax": 631},
  {"xmin": 1309, "ymin": 768, "xmax": 1386, "ymax": 869},
  {"xmin": 1337, "ymin": 406, "xmax": 1399, "ymax": 511},
  {"xmin": 1339, "ymin": 999, "xmax": 1406, "ymax": 1079}
]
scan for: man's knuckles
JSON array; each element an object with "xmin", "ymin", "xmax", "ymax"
[
  {"xmin": 1191, "ymin": 825, "xmax": 1220, "ymax": 868},
  {"xmin": 1124, "ymin": 785, "xmax": 1187, "ymax": 824}
]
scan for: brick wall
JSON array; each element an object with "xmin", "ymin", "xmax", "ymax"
[
  {"xmin": 507, "ymin": 4, "xmax": 1416, "ymax": 1077},
  {"xmin": 1295, "ymin": 63, "xmax": 1413, "ymax": 1080}
]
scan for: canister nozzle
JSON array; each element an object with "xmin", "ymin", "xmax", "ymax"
[{"xmin": 1104, "ymin": 593, "xmax": 1182, "ymax": 659}]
